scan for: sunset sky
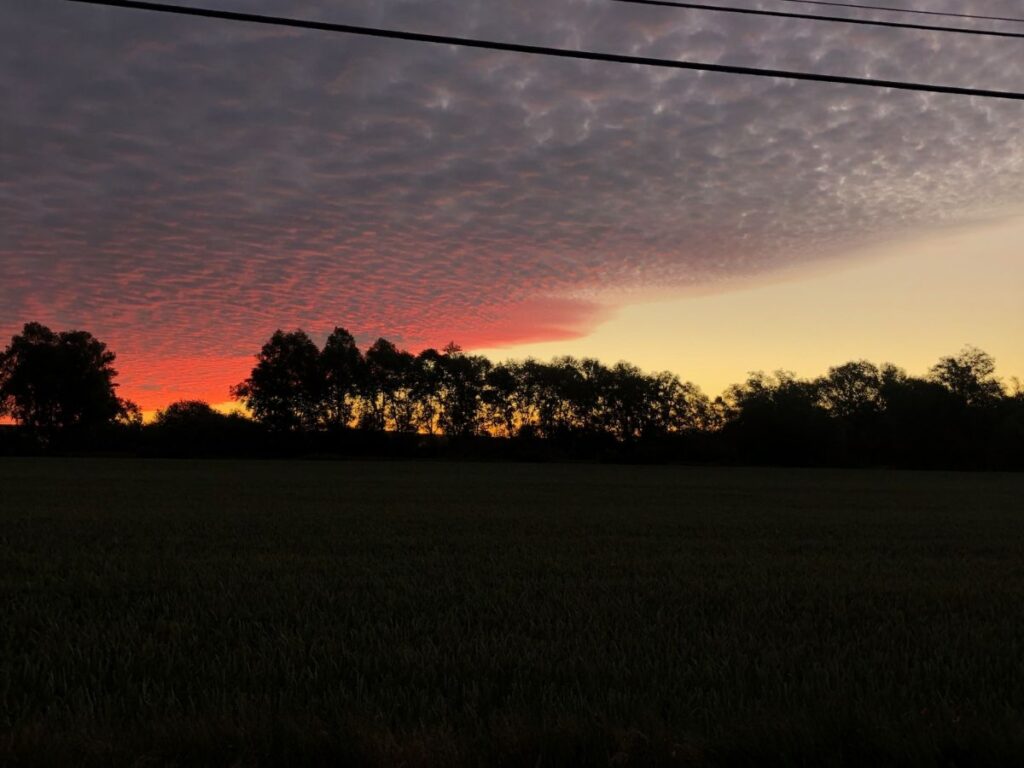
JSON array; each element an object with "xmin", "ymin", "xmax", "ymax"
[{"xmin": 3, "ymin": 0, "xmax": 1022, "ymax": 412}]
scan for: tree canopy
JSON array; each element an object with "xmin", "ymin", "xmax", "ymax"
[
  {"xmin": 0, "ymin": 322, "xmax": 137, "ymax": 435},
  {"xmin": 230, "ymin": 330, "xmax": 322, "ymax": 432}
]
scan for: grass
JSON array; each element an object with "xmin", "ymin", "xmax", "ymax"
[{"xmin": 1, "ymin": 459, "xmax": 1023, "ymax": 766}]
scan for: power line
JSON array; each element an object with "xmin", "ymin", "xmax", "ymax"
[
  {"xmin": 777, "ymin": 0, "xmax": 1024, "ymax": 26},
  {"xmin": 611, "ymin": 0, "xmax": 1024, "ymax": 39},
  {"xmin": 64, "ymin": 0, "xmax": 1024, "ymax": 101}
]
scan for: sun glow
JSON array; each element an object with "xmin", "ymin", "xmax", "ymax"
[{"xmin": 474, "ymin": 215, "xmax": 1024, "ymax": 396}]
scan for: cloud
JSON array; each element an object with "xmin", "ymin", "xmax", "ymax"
[{"xmin": 1, "ymin": 0, "xmax": 1022, "ymax": 407}]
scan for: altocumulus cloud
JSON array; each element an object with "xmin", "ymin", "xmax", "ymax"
[{"xmin": 1, "ymin": 0, "xmax": 1022, "ymax": 407}]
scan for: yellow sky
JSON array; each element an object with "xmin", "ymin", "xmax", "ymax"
[{"xmin": 475, "ymin": 215, "xmax": 1024, "ymax": 397}]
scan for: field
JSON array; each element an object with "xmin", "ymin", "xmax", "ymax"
[{"xmin": 2, "ymin": 459, "xmax": 1024, "ymax": 766}]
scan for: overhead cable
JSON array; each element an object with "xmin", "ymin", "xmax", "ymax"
[
  {"xmin": 63, "ymin": 0, "xmax": 1024, "ymax": 101},
  {"xmin": 611, "ymin": 0, "xmax": 1024, "ymax": 39},
  {"xmin": 777, "ymin": 0, "xmax": 1024, "ymax": 26}
]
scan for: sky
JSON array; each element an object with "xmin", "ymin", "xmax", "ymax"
[{"xmin": 2, "ymin": 0, "xmax": 1022, "ymax": 412}]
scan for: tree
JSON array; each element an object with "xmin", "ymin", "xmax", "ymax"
[
  {"xmin": 231, "ymin": 330, "xmax": 322, "ymax": 431},
  {"xmin": 149, "ymin": 400, "xmax": 255, "ymax": 455},
  {"xmin": 411, "ymin": 348, "xmax": 445, "ymax": 435},
  {"xmin": 879, "ymin": 367, "xmax": 963, "ymax": 467},
  {"xmin": 360, "ymin": 338, "xmax": 416, "ymax": 432},
  {"xmin": 525, "ymin": 357, "xmax": 588, "ymax": 438},
  {"xmin": 152, "ymin": 400, "xmax": 237, "ymax": 443},
  {"xmin": 928, "ymin": 346, "xmax": 1003, "ymax": 406},
  {"xmin": 650, "ymin": 372, "xmax": 712, "ymax": 434},
  {"xmin": 816, "ymin": 361, "xmax": 883, "ymax": 418},
  {"xmin": 153, "ymin": 400, "xmax": 223, "ymax": 428},
  {"xmin": 0, "ymin": 322, "xmax": 135, "ymax": 434},
  {"xmin": 482, "ymin": 362, "xmax": 522, "ymax": 437},
  {"xmin": 320, "ymin": 327, "xmax": 364, "ymax": 429},
  {"xmin": 598, "ymin": 361, "xmax": 652, "ymax": 441},
  {"xmin": 573, "ymin": 358, "xmax": 610, "ymax": 435},
  {"xmin": 436, "ymin": 344, "xmax": 491, "ymax": 437},
  {"xmin": 723, "ymin": 370, "xmax": 832, "ymax": 464}
]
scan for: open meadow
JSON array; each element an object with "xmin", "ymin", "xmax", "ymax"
[{"xmin": 2, "ymin": 459, "xmax": 1024, "ymax": 766}]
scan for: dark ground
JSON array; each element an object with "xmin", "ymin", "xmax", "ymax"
[{"xmin": 2, "ymin": 459, "xmax": 1023, "ymax": 766}]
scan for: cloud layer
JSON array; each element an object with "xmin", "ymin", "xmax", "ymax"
[{"xmin": 2, "ymin": 0, "xmax": 1023, "ymax": 406}]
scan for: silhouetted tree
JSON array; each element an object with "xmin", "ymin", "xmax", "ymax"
[
  {"xmin": 816, "ymin": 361, "xmax": 883, "ymax": 418},
  {"xmin": 650, "ymin": 372, "xmax": 713, "ymax": 434},
  {"xmin": 928, "ymin": 345, "xmax": 1003, "ymax": 406},
  {"xmin": 482, "ymin": 362, "xmax": 522, "ymax": 437},
  {"xmin": 811, "ymin": 361, "xmax": 886, "ymax": 462},
  {"xmin": 321, "ymin": 327, "xmax": 364, "ymax": 429},
  {"xmin": 877, "ymin": 365, "xmax": 963, "ymax": 467},
  {"xmin": 0, "ymin": 322, "xmax": 136, "ymax": 436},
  {"xmin": 146, "ymin": 400, "xmax": 260, "ymax": 456},
  {"xmin": 526, "ymin": 357, "xmax": 590, "ymax": 439},
  {"xmin": 361, "ymin": 338, "xmax": 416, "ymax": 432},
  {"xmin": 410, "ymin": 348, "xmax": 445, "ymax": 435},
  {"xmin": 437, "ymin": 344, "xmax": 491, "ymax": 437},
  {"xmin": 575, "ymin": 358, "xmax": 611, "ymax": 435},
  {"xmin": 154, "ymin": 400, "xmax": 223, "ymax": 428},
  {"xmin": 232, "ymin": 330, "xmax": 322, "ymax": 431},
  {"xmin": 994, "ymin": 381, "xmax": 1024, "ymax": 470},
  {"xmin": 598, "ymin": 361, "xmax": 652, "ymax": 441},
  {"xmin": 723, "ymin": 370, "xmax": 832, "ymax": 464}
]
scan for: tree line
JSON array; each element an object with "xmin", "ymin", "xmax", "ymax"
[
  {"xmin": 229, "ymin": 328, "xmax": 716, "ymax": 440},
  {"xmin": 2, "ymin": 322, "xmax": 1022, "ymax": 468}
]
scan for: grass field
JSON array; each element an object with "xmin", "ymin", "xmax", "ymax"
[{"xmin": 2, "ymin": 459, "xmax": 1023, "ymax": 766}]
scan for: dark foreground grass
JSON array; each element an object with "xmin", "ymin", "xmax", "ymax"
[{"xmin": 1, "ymin": 459, "xmax": 1024, "ymax": 766}]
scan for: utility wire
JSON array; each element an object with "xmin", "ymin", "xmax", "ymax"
[
  {"xmin": 778, "ymin": 0, "xmax": 1024, "ymax": 26},
  {"xmin": 611, "ymin": 0, "xmax": 1024, "ymax": 38},
  {"xmin": 64, "ymin": 0, "xmax": 1024, "ymax": 101}
]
